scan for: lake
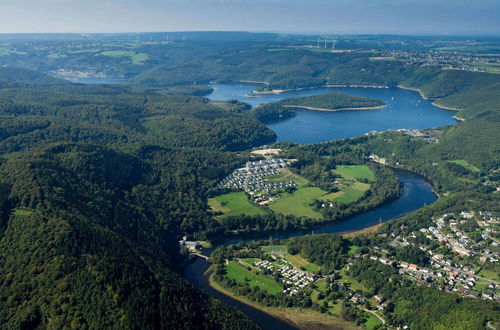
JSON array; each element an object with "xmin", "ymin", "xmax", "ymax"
[{"xmin": 207, "ymin": 83, "xmax": 458, "ymax": 144}]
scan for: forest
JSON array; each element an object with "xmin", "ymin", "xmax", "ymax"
[{"xmin": 278, "ymin": 92, "xmax": 384, "ymax": 110}]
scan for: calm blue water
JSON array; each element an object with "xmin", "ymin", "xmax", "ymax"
[{"xmin": 207, "ymin": 84, "xmax": 458, "ymax": 144}]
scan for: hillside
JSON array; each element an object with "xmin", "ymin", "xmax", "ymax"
[{"xmin": 0, "ymin": 67, "xmax": 67, "ymax": 86}]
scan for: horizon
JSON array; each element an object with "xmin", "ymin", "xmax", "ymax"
[{"xmin": 1, "ymin": 0, "xmax": 499, "ymax": 35}]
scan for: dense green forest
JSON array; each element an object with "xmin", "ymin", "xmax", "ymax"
[{"xmin": 279, "ymin": 92, "xmax": 384, "ymax": 110}]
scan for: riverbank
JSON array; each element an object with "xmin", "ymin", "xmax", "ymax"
[
  {"xmin": 208, "ymin": 271, "xmax": 359, "ymax": 330},
  {"xmin": 284, "ymin": 104, "xmax": 386, "ymax": 112},
  {"xmin": 341, "ymin": 223, "xmax": 384, "ymax": 237}
]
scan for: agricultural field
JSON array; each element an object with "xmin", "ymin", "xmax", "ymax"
[
  {"xmin": 208, "ymin": 191, "xmax": 266, "ymax": 218},
  {"xmin": 100, "ymin": 50, "xmax": 149, "ymax": 64},
  {"xmin": 269, "ymin": 186, "xmax": 326, "ymax": 219},
  {"xmin": 333, "ymin": 165, "xmax": 376, "ymax": 182},
  {"xmin": 224, "ymin": 260, "xmax": 283, "ymax": 295},
  {"xmin": 319, "ymin": 165, "xmax": 374, "ymax": 204}
]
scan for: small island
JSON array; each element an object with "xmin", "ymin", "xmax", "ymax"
[{"xmin": 279, "ymin": 92, "xmax": 385, "ymax": 111}]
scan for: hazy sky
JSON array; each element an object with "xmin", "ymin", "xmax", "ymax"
[{"xmin": 0, "ymin": 0, "xmax": 499, "ymax": 35}]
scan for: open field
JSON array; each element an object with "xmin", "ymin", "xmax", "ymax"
[
  {"xmin": 262, "ymin": 245, "xmax": 287, "ymax": 254},
  {"xmin": 333, "ymin": 165, "xmax": 375, "ymax": 182},
  {"xmin": 208, "ymin": 191, "xmax": 265, "ymax": 218},
  {"xmin": 269, "ymin": 187, "xmax": 326, "ymax": 219},
  {"xmin": 478, "ymin": 263, "xmax": 500, "ymax": 282},
  {"xmin": 284, "ymin": 253, "xmax": 321, "ymax": 273},
  {"xmin": 448, "ymin": 159, "xmax": 481, "ymax": 172},
  {"xmin": 224, "ymin": 260, "xmax": 283, "ymax": 295},
  {"xmin": 100, "ymin": 50, "xmax": 149, "ymax": 64},
  {"xmin": 265, "ymin": 168, "xmax": 309, "ymax": 185},
  {"xmin": 335, "ymin": 182, "xmax": 370, "ymax": 203},
  {"xmin": 364, "ymin": 313, "xmax": 383, "ymax": 329}
]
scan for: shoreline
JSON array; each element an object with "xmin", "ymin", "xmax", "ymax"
[
  {"xmin": 284, "ymin": 104, "xmax": 386, "ymax": 112},
  {"xmin": 208, "ymin": 271, "xmax": 358, "ymax": 330}
]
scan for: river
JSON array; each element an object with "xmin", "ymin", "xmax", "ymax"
[{"xmin": 184, "ymin": 169, "xmax": 437, "ymax": 330}]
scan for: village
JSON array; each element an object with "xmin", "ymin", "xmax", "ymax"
[
  {"xmin": 217, "ymin": 158, "xmax": 297, "ymax": 204},
  {"xmin": 372, "ymin": 210, "xmax": 500, "ymax": 301},
  {"xmin": 252, "ymin": 259, "xmax": 318, "ymax": 296}
]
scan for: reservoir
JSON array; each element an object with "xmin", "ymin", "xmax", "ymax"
[{"xmin": 207, "ymin": 83, "xmax": 458, "ymax": 144}]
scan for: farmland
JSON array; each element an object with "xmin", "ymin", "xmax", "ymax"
[{"xmin": 208, "ymin": 191, "xmax": 266, "ymax": 218}]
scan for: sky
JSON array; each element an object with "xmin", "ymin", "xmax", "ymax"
[{"xmin": 0, "ymin": 0, "xmax": 499, "ymax": 35}]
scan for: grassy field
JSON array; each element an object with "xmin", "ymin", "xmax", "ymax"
[
  {"xmin": 364, "ymin": 313, "xmax": 383, "ymax": 329},
  {"xmin": 265, "ymin": 168, "xmax": 309, "ymax": 185},
  {"xmin": 13, "ymin": 208, "xmax": 34, "ymax": 216},
  {"xmin": 208, "ymin": 191, "xmax": 265, "ymax": 218},
  {"xmin": 240, "ymin": 258, "xmax": 259, "ymax": 265},
  {"xmin": 224, "ymin": 260, "xmax": 283, "ymax": 295},
  {"xmin": 284, "ymin": 253, "xmax": 321, "ymax": 273},
  {"xmin": 333, "ymin": 165, "xmax": 375, "ymax": 182},
  {"xmin": 100, "ymin": 50, "xmax": 149, "ymax": 64},
  {"xmin": 478, "ymin": 263, "xmax": 500, "ymax": 282},
  {"xmin": 348, "ymin": 245, "xmax": 361, "ymax": 255},
  {"xmin": 448, "ymin": 159, "xmax": 481, "ymax": 172},
  {"xmin": 261, "ymin": 245, "xmax": 287, "ymax": 254},
  {"xmin": 269, "ymin": 186, "xmax": 326, "ymax": 219},
  {"xmin": 338, "ymin": 268, "xmax": 369, "ymax": 293},
  {"xmin": 318, "ymin": 165, "xmax": 373, "ymax": 204}
]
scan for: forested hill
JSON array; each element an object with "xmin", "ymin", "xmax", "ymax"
[
  {"xmin": 0, "ymin": 143, "xmax": 257, "ymax": 329},
  {"xmin": 132, "ymin": 50, "xmax": 500, "ymax": 119},
  {"xmin": 279, "ymin": 92, "xmax": 384, "ymax": 110},
  {"xmin": 0, "ymin": 67, "xmax": 67, "ymax": 86},
  {"xmin": 0, "ymin": 73, "xmax": 266, "ymax": 328}
]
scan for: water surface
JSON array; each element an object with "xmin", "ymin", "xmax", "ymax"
[{"xmin": 208, "ymin": 84, "xmax": 458, "ymax": 144}]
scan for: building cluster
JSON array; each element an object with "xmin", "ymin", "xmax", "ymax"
[
  {"xmin": 217, "ymin": 158, "xmax": 296, "ymax": 195},
  {"xmin": 397, "ymin": 129, "xmax": 439, "ymax": 144},
  {"xmin": 178, "ymin": 236, "xmax": 202, "ymax": 252},
  {"xmin": 252, "ymin": 259, "xmax": 318, "ymax": 296},
  {"xmin": 379, "ymin": 49, "xmax": 500, "ymax": 72},
  {"xmin": 382, "ymin": 210, "xmax": 499, "ymax": 301}
]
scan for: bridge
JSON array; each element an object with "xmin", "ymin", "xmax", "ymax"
[{"xmin": 192, "ymin": 253, "xmax": 209, "ymax": 261}]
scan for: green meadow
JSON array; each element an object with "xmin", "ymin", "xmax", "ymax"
[
  {"xmin": 448, "ymin": 159, "xmax": 481, "ymax": 172},
  {"xmin": 208, "ymin": 191, "xmax": 265, "ymax": 218},
  {"xmin": 333, "ymin": 165, "xmax": 375, "ymax": 182},
  {"xmin": 100, "ymin": 50, "xmax": 149, "ymax": 64},
  {"xmin": 224, "ymin": 260, "xmax": 283, "ymax": 295},
  {"xmin": 269, "ymin": 186, "xmax": 326, "ymax": 219}
]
